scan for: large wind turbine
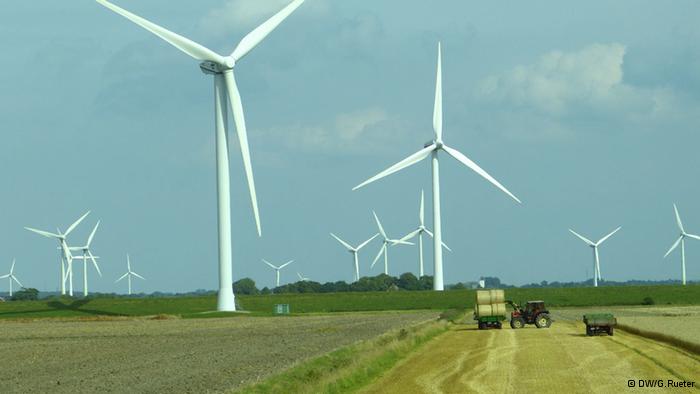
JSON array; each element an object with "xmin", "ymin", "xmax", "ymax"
[
  {"xmin": 69, "ymin": 221, "xmax": 102, "ymax": 296},
  {"xmin": 25, "ymin": 211, "xmax": 90, "ymax": 295},
  {"xmin": 262, "ymin": 259, "xmax": 294, "ymax": 287},
  {"xmin": 569, "ymin": 227, "xmax": 621, "ymax": 287},
  {"xmin": 0, "ymin": 259, "xmax": 23, "ymax": 297},
  {"xmin": 399, "ymin": 190, "xmax": 452, "ymax": 277},
  {"xmin": 115, "ymin": 254, "xmax": 145, "ymax": 295},
  {"xmin": 371, "ymin": 211, "xmax": 413, "ymax": 275},
  {"xmin": 96, "ymin": 0, "xmax": 305, "ymax": 311},
  {"xmin": 330, "ymin": 233, "xmax": 379, "ymax": 281},
  {"xmin": 664, "ymin": 204, "xmax": 700, "ymax": 285},
  {"xmin": 353, "ymin": 43, "xmax": 521, "ymax": 290}
]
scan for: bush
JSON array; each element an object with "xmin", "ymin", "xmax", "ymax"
[
  {"xmin": 232, "ymin": 278, "xmax": 259, "ymax": 295},
  {"xmin": 642, "ymin": 296, "xmax": 655, "ymax": 305},
  {"xmin": 11, "ymin": 288, "xmax": 39, "ymax": 301}
]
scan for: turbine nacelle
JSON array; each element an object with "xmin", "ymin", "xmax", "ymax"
[{"xmin": 199, "ymin": 59, "xmax": 235, "ymax": 75}]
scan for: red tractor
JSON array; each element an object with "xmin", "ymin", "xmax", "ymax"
[{"xmin": 506, "ymin": 300, "xmax": 552, "ymax": 329}]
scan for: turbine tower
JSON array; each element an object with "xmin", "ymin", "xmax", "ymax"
[
  {"xmin": 96, "ymin": 0, "xmax": 305, "ymax": 311},
  {"xmin": 0, "ymin": 259, "xmax": 23, "ymax": 297},
  {"xmin": 330, "ymin": 233, "xmax": 379, "ymax": 281},
  {"xmin": 25, "ymin": 211, "xmax": 90, "ymax": 295},
  {"xmin": 262, "ymin": 259, "xmax": 294, "ymax": 287},
  {"xmin": 399, "ymin": 190, "xmax": 452, "ymax": 277},
  {"xmin": 69, "ymin": 221, "xmax": 102, "ymax": 296},
  {"xmin": 353, "ymin": 43, "xmax": 520, "ymax": 290},
  {"xmin": 371, "ymin": 211, "xmax": 413, "ymax": 275},
  {"xmin": 664, "ymin": 204, "xmax": 700, "ymax": 285},
  {"xmin": 115, "ymin": 254, "xmax": 145, "ymax": 295},
  {"xmin": 569, "ymin": 227, "xmax": 621, "ymax": 287}
]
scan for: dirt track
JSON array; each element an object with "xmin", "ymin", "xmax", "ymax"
[
  {"xmin": 0, "ymin": 311, "xmax": 436, "ymax": 393},
  {"xmin": 361, "ymin": 320, "xmax": 700, "ymax": 393}
]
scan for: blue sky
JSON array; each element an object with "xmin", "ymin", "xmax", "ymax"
[{"xmin": 1, "ymin": 0, "xmax": 699, "ymax": 293}]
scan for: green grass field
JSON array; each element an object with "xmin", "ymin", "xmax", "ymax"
[{"xmin": 0, "ymin": 284, "xmax": 698, "ymax": 319}]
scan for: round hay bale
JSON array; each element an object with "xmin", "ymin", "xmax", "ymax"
[
  {"xmin": 490, "ymin": 289, "xmax": 505, "ymax": 303},
  {"xmin": 476, "ymin": 304, "xmax": 493, "ymax": 316},
  {"xmin": 476, "ymin": 290, "xmax": 492, "ymax": 305}
]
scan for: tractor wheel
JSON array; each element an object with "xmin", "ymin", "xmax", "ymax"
[
  {"xmin": 510, "ymin": 318, "xmax": 525, "ymax": 329},
  {"xmin": 535, "ymin": 314, "xmax": 552, "ymax": 328}
]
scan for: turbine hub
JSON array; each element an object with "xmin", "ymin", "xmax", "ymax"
[{"xmin": 200, "ymin": 60, "xmax": 234, "ymax": 75}]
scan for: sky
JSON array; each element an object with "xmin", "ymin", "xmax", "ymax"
[{"xmin": 1, "ymin": 0, "xmax": 699, "ymax": 293}]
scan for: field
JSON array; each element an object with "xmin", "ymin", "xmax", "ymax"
[
  {"xmin": 0, "ymin": 311, "xmax": 437, "ymax": 393},
  {"xmin": 1, "ymin": 284, "xmax": 698, "ymax": 319}
]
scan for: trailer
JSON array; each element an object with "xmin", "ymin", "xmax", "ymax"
[
  {"xmin": 583, "ymin": 313, "xmax": 617, "ymax": 336},
  {"xmin": 474, "ymin": 290, "xmax": 507, "ymax": 329},
  {"xmin": 476, "ymin": 314, "xmax": 507, "ymax": 330}
]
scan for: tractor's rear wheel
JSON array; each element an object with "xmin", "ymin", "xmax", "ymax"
[
  {"xmin": 535, "ymin": 314, "xmax": 552, "ymax": 328},
  {"xmin": 510, "ymin": 318, "xmax": 525, "ymax": 329}
]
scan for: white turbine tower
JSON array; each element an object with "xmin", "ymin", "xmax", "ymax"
[
  {"xmin": 262, "ymin": 259, "xmax": 294, "ymax": 287},
  {"xmin": 0, "ymin": 259, "xmax": 23, "ymax": 297},
  {"xmin": 399, "ymin": 190, "xmax": 452, "ymax": 277},
  {"xmin": 96, "ymin": 0, "xmax": 305, "ymax": 312},
  {"xmin": 69, "ymin": 221, "xmax": 102, "ymax": 296},
  {"xmin": 297, "ymin": 272, "xmax": 310, "ymax": 282},
  {"xmin": 664, "ymin": 204, "xmax": 700, "ymax": 286},
  {"xmin": 115, "ymin": 254, "xmax": 145, "ymax": 295},
  {"xmin": 371, "ymin": 212, "xmax": 413, "ymax": 276},
  {"xmin": 25, "ymin": 211, "xmax": 90, "ymax": 296},
  {"xmin": 569, "ymin": 227, "xmax": 621, "ymax": 287},
  {"xmin": 353, "ymin": 43, "xmax": 520, "ymax": 290},
  {"xmin": 330, "ymin": 233, "xmax": 379, "ymax": 281}
]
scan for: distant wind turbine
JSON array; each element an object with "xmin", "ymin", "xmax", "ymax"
[
  {"xmin": 569, "ymin": 227, "xmax": 621, "ymax": 287},
  {"xmin": 399, "ymin": 190, "xmax": 452, "ymax": 277},
  {"xmin": 262, "ymin": 259, "xmax": 294, "ymax": 287},
  {"xmin": 353, "ymin": 43, "xmax": 520, "ymax": 290},
  {"xmin": 297, "ymin": 272, "xmax": 310, "ymax": 282},
  {"xmin": 371, "ymin": 211, "xmax": 413, "ymax": 275},
  {"xmin": 330, "ymin": 233, "xmax": 379, "ymax": 281},
  {"xmin": 664, "ymin": 204, "xmax": 700, "ymax": 285},
  {"xmin": 115, "ymin": 254, "xmax": 145, "ymax": 295},
  {"xmin": 69, "ymin": 221, "xmax": 102, "ymax": 296},
  {"xmin": 96, "ymin": 0, "xmax": 305, "ymax": 311},
  {"xmin": 0, "ymin": 259, "xmax": 23, "ymax": 297}
]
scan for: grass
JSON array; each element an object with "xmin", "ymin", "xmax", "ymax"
[
  {"xmin": 1, "ymin": 284, "xmax": 699, "ymax": 319},
  {"xmin": 617, "ymin": 324, "xmax": 700, "ymax": 355}
]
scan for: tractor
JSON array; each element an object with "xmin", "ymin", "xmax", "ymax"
[{"xmin": 506, "ymin": 300, "xmax": 552, "ymax": 329}]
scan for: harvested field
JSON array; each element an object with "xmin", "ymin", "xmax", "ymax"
[{"xmin": 0, "ymin": 311, "xmax": 437, "ymax": 393}]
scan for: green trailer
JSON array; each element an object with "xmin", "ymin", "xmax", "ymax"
[
  {"xmin": 475, "ymin": 315, "xmax": 507, "ymax": 330},
  {"xmin": 583, "ymin": 313, "xmax": 617, "ymax": 336}
]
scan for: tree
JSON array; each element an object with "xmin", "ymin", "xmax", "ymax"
[
  {"xmin": 232, "ymin": 278, "xmax": 259, "ymax": 295},
  {"xmin": 11, "ymin": 288, "xmax": 39, "ymax": 301},
  {"xmin": 397, "ymin": 273, "xmax": 419, "ymax": 290}
]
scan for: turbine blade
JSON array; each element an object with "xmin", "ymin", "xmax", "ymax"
[
  {"xmin": 422, "ymin": 229, "xmax": 451, "ymax": 250},
  {"xmin": 0, "ymin": 274, "xmax": 9, "ymax": 279},
  {"xmin": 353, "ymin": 145, "xmax": 435, "ymax": 191},
  {"xmin": 115, "ymin": 272, "xmax": 129, "ymax": 283},
  {"xmin": 65, "ymin": 211, "xmax": 91, "ymax": 236},
  {"xmin": 96, "ymin": 0, "xmax": 224, "ymax": 63},
  {"xmin": 231, "ymin": 0, "xmax": 305, "ymax": 62},
  {"xmin": 357, "ymin": 233, "xmax": 380, "ymax": 250},
  {"xmin": 433, "ymin": 42, "xmax": 442, "ymax": 141},
  {"xmin": 10, "ymin": 259, "xmax": 15, "ymax": 274},
  {"xmin": 664, "ymin": 236, "xmax": 683, "ymax": 258},
  {"xmin": 442, "ymin": 144, "xmax": 521, "ymax": 203},
  {"xmin": 597, "ymin": 226, "xmax": 621, "ymax": 245},
  {"xmin": 89, "ymin": 251, "xmax": 102, "ymax": 277},
  {"xmin": 132, "ymin": 272, "xmax": 146, "ymax": 280},
  {"xmin": 224, "ymin": 71, "xmax": 261, "ymax": 236},
  {"xmin": 372, "ymin": 211, "xmax": 387, "ymax": 238},
  {"xmin": 87, "ymin": 221, "xmax": 100, "ymax": 246},
  {"xmin": 685, "ymin": 233, "xmax": 700, "ymax": 241},
  {"xmin": 127, "ymin": 254, "xmax": 131, "ymax": 271},
  {"xmin": 330, "ymin": 233, "xmax": 353, "ymax": 250},
  {"xmin": 297, "ymin": 272, "xmax": 303, "ymax": 281},
  {"xmin": 399, "ymin": 229, "xmax": 421, "ymax": 243},
  {"xmin": 279, "ymin": 260, "xmax": 294, "ymax": 269},
  {"xmin": 569, "ymin": 229, "xmax": 595, "ymax": 246},
  {"xmin": 391, "ymin": 239, "xmax": 414, "ymax": 246},
  {"xmin": 673, "ymin": 204, "xmax": 685, "ymax": 233},
  {"xmin": 419, "ymin": 189, "xmax": 425, "ymax": 226},
  {"xmin": 371, "ymin": 245, "xmax": 384, "ymax": 268},
  {"xmin": 11, "ymin": 276, "xmax": 23, "ymax": 288},
  {"xmin": 262, "ymin": 259, "xmax": 278, "ymax": 270},
  {"xmin": 24, "ymin": 227, "xmax": 60, "ymax": 239}
]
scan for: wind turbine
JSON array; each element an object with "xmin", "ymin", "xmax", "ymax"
[
  {"xmin": 262, "ymin": 259, "xmax": 294, "ymax": 287},
  {"xmin": 69, "ymin": 221, "xmax": 102, "ymax": 296},
  {"xmin": 25, "ymin": 211, "xmax": 90, "ymax": 296},
  {"xmin": 399, "ymin": 190, "xmax": 452, "ymax": 277},
  {"xmin": 371, "ymin": 211, "xmax": 413, "ymax": 276},
  {"xmin": 297, "ymin": 272, "xmax": 310, "ymax": 282},
  {"xmin": 115, "ymin": 254, "xmax": 145, "ymax": 295},
  {"xmin": 569, "ymin": 227, "xmax": 621, "ymax": 287},
  {"xmin": 352, "ymin": 43, "xmax": 521, "ymax": 290},
  {"xmin": 330, "ymin": 233, "xmax": 379, "ymax": 281},
  {"xmin": 0, "ymin": 259, "xmax": 23, "ymax": 297},
  {"xmin": 96, "ymin": 0, "xmax": 305, "ymax": 312},
  {"xmin": 664, "ymin": 204, "xmax": 700, "ymax": 285}
]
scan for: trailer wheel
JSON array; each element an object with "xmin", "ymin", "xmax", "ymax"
[
  {"xmin": 496, "ymin": 321, "xmax": 503, "ymax": 329},
  {"xmin": 510, "ymin": 318, "xmax": 525, "ymax": 329},
  {"xmin": 608, "ymin": 327, "xmax": 614, "ymax": 336},
  {"xmin": 535, "ymin": 314, "xmax": 552, "ymax": 328},
  {"xmin": 586, "ymin": 326, "xmax": 592, "ymax": 336}
]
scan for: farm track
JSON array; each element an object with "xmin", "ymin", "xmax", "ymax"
[
  {"xmin": 360, "ymin": 321, "xmax": 700, "ymax": 393},
  {"xmin": 0, "ymin": 311, "xmax": 437, "ymax": 393}
]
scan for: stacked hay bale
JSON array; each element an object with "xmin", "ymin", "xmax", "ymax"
[{"xmin": 475, "ymin": 289, "xmax": 506, "ymax": 318}]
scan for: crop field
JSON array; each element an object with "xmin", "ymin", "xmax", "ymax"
[
  {"xmin": 360, "ymin": 320, "xmax": 700, "ymax": 393},
  {"xmin": 0, "ymin": 311, "xmax": 437, "ymax": 393},
  {"xmin": 1, "ymin": 284, "xmax": 698, "ymax": 319}
]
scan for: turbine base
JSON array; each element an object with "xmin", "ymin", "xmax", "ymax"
[{"xmin": 217, "ymin": 288, "xmax": 236, "ymax": 312}]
